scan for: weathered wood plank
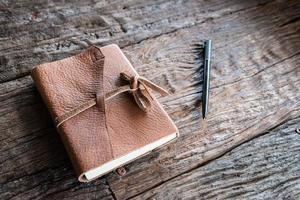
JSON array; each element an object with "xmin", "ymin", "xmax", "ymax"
[
  {"xmin": 0, "ymin": 0, "xmax": 273, "ymax": 83},
  {"xmin": 0, "ymin": 0, "xmax": 299, "ymax": 200},
  {"xmin": 107, "ymin": 1, "xmax": 300, "ymax": 198},
  {"xmin": 0, "ymin": 91, "xmax": 114, "ymax": 199},
  {"xmin": 131, "ymin": 117, "xmax": 300, "ymax": 200}
]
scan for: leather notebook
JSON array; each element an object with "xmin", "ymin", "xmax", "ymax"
[{"xmin": 31, "ymin": 44, "xmax": 178, "ymax": 182}]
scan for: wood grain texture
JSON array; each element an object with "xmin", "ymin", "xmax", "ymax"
[
  {"xmin": 108, "ymin": 1, "xmax": 300, "ymax": 198},
  {"xmin": 0, "ymin": 81, "xmax": 114, "ymax": 199},
  {"xmin": 0, "ymin": 0, "xmax": 273, "ymax": 83},
  {"xmin": 0, "ymin": 0, "xmax": 299, "ymax": 199},
  {"xmin": 131, "ymin": 117, "xmax": 300, "ymax": 200}
]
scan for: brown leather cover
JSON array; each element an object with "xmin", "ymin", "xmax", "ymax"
[{"xmin": 31, "ymin": 44, "xmax": 178, "ymax": 182}]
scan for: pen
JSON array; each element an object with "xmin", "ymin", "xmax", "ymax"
[{"xmin": 202, "ymin": 40, "xmax": 211, "ymax": 119}]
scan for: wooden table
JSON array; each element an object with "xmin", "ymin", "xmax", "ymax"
[{"xmin": 1, "ymin": 0, "xmax": 299, "ymax": 199}]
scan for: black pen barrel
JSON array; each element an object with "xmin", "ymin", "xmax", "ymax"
[{"xmin": 202, "ymin": 40, "xmax": 211, "ymax": 119}]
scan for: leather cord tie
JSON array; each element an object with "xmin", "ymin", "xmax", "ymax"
[{"xmin": 55, "ymin": 72, "xmax": 169, "ymax": 128}]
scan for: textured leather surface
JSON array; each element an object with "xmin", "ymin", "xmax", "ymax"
[{"xmin": 31, "ymin": 44, "xmax": 178, "ymax": 182}]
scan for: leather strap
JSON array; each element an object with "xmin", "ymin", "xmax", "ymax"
[{"xmin": 55, "ymin": 49, "xmax": 169, "ymax": 128}]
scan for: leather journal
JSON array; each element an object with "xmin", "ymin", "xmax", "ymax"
[{"xmin": 31, "ymin": 44, "xmax": 179, "ymax": 182}]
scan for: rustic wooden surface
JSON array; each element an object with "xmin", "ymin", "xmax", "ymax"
[
  {"xmin": 132, "ymin": 117, "xmax": 300, "ymax": 200},
  {"xmin": 0, "ymin": 0, "xmax": 299, "ymax": 199}
]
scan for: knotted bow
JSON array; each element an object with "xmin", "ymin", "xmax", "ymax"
[
  {"xmin": 55, "ymin": 72, "xmax": 169, "ymax": 128},
  {"xmin": 107, "ymin": 72, "xmax": 169, "ymax": 111}
]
